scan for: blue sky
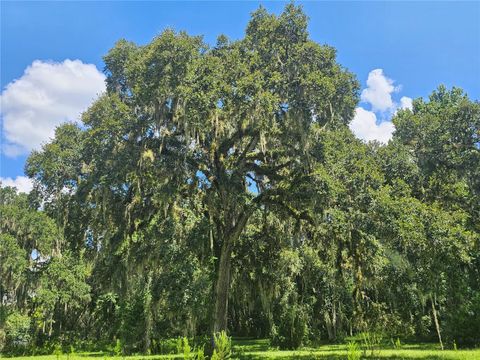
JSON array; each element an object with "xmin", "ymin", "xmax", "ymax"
[{"xmin": 1, "ymin": 1, "xmax": 479, "ymax": 192}]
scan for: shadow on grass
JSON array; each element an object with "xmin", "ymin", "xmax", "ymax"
[
  {"xmin": 76, "ymin": 354, "xmax": 105, "ymax": 358},
  {"xmin": 237, "ymin": 355, "xmax": 457, "ymax": 360},
  {"xmin": 233, "ymin": 339, "xmax": 271, "ymax": 353},
  {"xmin": 75, "ymin": 354, "xmax": 181, "ymax": 359}
]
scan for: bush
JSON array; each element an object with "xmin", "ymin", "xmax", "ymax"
[
  {"xmin": 271, "ymin": 304, "xmax": 308, "ymax": 349},
  {"xmin": 347, "ymin": 341, "xmax": 360, "ymax": 360},
  {"xmin": 53, "ymin": 343, "xmax": 62, "ymax": 360},
  {"xmin": 153, "ymin": 338, "xmax": 182, "ymax": 354},
  {"xmin": 4, "ymin": 311, "xmax": 31, "ymax": 353},
  {"xmin": 113, "ymin": 338, "xmax": 123, "ymax": 356},
  {"xmin": 211, "ymin": 331, "xmax": 231, "ymax": 360},
  {"xmin": 443, "ymin": 292, "xmax": 480, "ymax": 346}
]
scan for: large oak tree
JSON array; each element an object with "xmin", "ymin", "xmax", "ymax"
[{"xmin": 27, "ymin": 4, "xmax": 358, "ymax": 333}]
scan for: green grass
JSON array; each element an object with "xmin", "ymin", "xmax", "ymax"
[
  {"xmin": 2, "ymin": 339, "xmax": 479, "ymax": 360},
  {"xmin": 230, "ymin": 339, "xmax": 480, "ymax": 359}
]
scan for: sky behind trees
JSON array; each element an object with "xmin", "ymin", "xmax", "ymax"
[{"xmin": 1, "ymin": 0, "xmax": 479, "ymax": 191}]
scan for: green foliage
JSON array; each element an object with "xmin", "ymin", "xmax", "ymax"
[
  {"xmin": 178, "ymin": 337, "xmax": 205, "ymax": 360},
  {"xmin": 3, "ymin": 312, "xmax": 31, "ymax": 352},
  {"xmin": 194, "ymin": 346, "xmax": 205, "ymax": 360},
  {"xmin": 347, "ymin": 341, "xmax": 361, "ymax": 360},
  {"xmin": 53, "ymin": 343, "xmax": 62, "ymax": 359},
  {"xmin": 0, "ymin": 233, "xmax": 27, "ymax": 296},
  {"xmin": 271, "ymin": 303, "xmax": 309, "ymax": 350},
  {"xmin": 0, "ymin": 328, "xmax": 5, "ymax": 353},
  {"xmin": 150, "ymin": 338, "xmax": 183, "ymax": 355},
  {"xmin": 211, "ymin": 331, "xmax": 232, "ymax": 360},
  {"xmin": 176, "ymin": 337, "xmax": 184, "ymax": 355},
  {"xmin": 113, "ymin": 339, "xmax": 122, "ymax": 356},
  {"xmin": 360, "ymin": 332, "xmax": 382, "ymax": 357},
  {"xmin": 182, "ymin": 337, "xmax": 191, "ymax": 359},
  {"xmin": 1, "ymin": 2, "xmax": 479, "ymax": 355}
]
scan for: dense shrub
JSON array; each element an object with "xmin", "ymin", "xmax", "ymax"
[
  {"xmin": 3, "ymin": 311, "xmax": 31, "ymax": 353},
  {"xmin": 271, "ymin": 304, "xmax": 309, "ymax": 350}
]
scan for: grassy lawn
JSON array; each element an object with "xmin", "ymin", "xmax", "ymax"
[
  {"xmin": 2, "ymin": 340, "xmax": 479, "ymax": 360},
  {"xmin": 232, "ymin": 339, "xmax": 480, "ymax": 359}
]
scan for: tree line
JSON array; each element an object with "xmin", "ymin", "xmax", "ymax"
[{"xmin": 1, "ymin": 4, "xmax": 479, "ymax": 354}]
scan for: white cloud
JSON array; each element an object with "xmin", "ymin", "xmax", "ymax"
[
  {"xmin": 0, "ymin": 176, "xmax": 33, "ymax": 193},
  {"xmin": 399, "ymin": 96, "xmax": 413, "ymax": 110},
  {"xmin": 349, "ymin": 107, "xmax": 395, "ymax": 144},
  {"xmin": 350, "ymin": 69, "xmax": 414, "ymax": 144},
  {"xmin": 361, "ymin": 69, "xmax": 397, "ymax": 112},
  {"xmin": 1, "ymin": 59, "xmax": 105, "ymax": 157}
]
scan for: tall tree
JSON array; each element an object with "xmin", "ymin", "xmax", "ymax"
[{"xmin": 27, "ymin": 4, "xmax": 358, "ymax": 334}]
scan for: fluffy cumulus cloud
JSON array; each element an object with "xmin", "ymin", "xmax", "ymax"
[
  {"xmin": 360, "ymin": 69, "xmax": 397, "ymax": 112},
  {"xmin": 349, "ymin": 107, "xmax": 396, "ymax": 144},
  {"xmin": 350, "ymin": 69, "xmax": 413, "ymax": 144},
  {"xmin": 400, "ymin": 96, "xmax": 413, "ymax": 110},
  {"xmin": 0, "ymin": 176, "xmax": 33, "ymax": 193},
  {"xmin": 1, "ymin": 59, "xmax": 105, "ymax": 157}
]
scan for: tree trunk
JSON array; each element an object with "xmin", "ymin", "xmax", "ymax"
[
  {"xmin": 431, "ymin": 294, "xmax": 444, "ymax": 350},
  {"xmin": 213, "ymin": 238, "xmax": 233, "ymax": 333},
  {"xmin": 332, "ymin": 302, "xmax": 337, "ymax": 340},
  {"xmin": 324, "ymin": 312, "xmax": 333, "ymax": 341},
  {"xmin": 212, "ymin": 212, "xmax": 250, "ymax": 333},
  {"xmin": 144, "ymin": 273, "xmax": 153, "ymax": 354}
]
